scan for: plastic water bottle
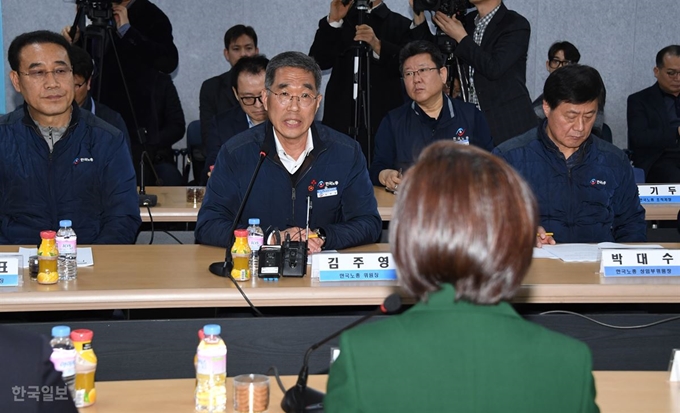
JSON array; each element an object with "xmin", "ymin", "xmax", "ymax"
[
  {"xmin": 195, "ymin": 324, "xmax": 227, "ymax": 412},
  {"xmin": 247, "ymin": 218, "xmax": 264, "ymax": 277},
  {"xmin": 56, "ymin": 220, "xmax": 77, "ymax": 280},
  {"xmin": 49, "ymin": 326, "xmax": 76, "ymax": 399}
]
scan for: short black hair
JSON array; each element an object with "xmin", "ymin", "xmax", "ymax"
[
  {"xmin": 656, "ymin": 45, "xmax": 680, "ymax": 68},
  {"xmin": 8, "ymin": 30, "xmax": 72, "ymax": 71},
  {"xmin": 543, "ymin": 64, "xmax": 605, "ymax": 111},
  {"xmin": 548, "ymin": 41, "xmax": 580, "ymax": 63},
  {"xmin": 265, "ymin": 51, "xmax": 321, "ymax": 92},
  {"xmin": 398, "ymin": 40, "xmax": 445, "ymax": 74},
  {"xmin": 70, "ymin": 46, "xmax": 94, "ymax": 81},
  {"xmin": 231, "ymin": 54, "xmax": 269, "ymax": 92},
  {"xmin": 223, "ymin": 25, "xmax": 258, "ymax": 49}
]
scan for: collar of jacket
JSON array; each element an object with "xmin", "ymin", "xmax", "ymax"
[
  {"xmin": 411, "ymin": 93, "xmax": 455, "ymax": 121},
  {"xmin": 466, "ymin": 2, "xmax": 508, "ymax": 41},
  {"xmin": 22, "ymin": 101, "xmax": 81, "ymax": 142},
  {"xmin": 408, "ymin": 282, "xmax": 520, "ymax": 318},
  {"xmin": 262, "ymin": 121, "xmax": 329, "ymax": 163},
  {"xmin": 537, "ymin": 118, "xmax": 593, "ymax": 165}
]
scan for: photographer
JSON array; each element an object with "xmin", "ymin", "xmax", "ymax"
[
  {"xmin": 62, "ymin": 0, "xmax": 179, "ymax": 185},
  {"xmin": 432, "ymin": 0, "xmax": 537, "ymax": 145},
  {"xmin": 309, "ymin": 0, "xmax": 431, "ymax": 162}
]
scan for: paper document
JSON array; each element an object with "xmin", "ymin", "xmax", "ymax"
[
  {"xmin": 18, "ymin": 247, "xmax": 95, "ymax": 267},
  {"xmin": 538, "ymin": 243, "xmax": 663, "ymax": 262}
]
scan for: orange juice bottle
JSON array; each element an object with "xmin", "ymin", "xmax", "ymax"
[
  {"xmin": 231, "ymin": 229, "xmax": 251, "ymax": 281},
  {"xmin": 71, "ymin": 329, "xmax": 97, "ymax": 408},
  {"xmin": 37, "ymin": 230, "xmax": 58, "ymax": 284}
]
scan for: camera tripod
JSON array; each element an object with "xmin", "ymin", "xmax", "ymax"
[{"xmin": 348, "ymin": 0, "xmax": 373, "ymax": 165}]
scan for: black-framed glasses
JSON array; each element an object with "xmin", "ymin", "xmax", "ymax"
[
  {"xmin": 239, "ymin": 95, "xmax": 263, "ymax": 106},
  {"xmin": 663, "ymin": 70, "xmax": 680, "ymax": 79},
  {"xmin": 17, "ymin": 67, "xmax": 73, "ymax": 82},
  {"xmin": 75, "ymin": 81, "xmax": 86, "ymax": 89},
  {"xmin": 403, "ymin": 67, "xmax": 439, "ymax": 79},
  {"xmin": 266, "ymin": 88, "xmax": 318, "ymax": 108},
  {"xmin": 548, "ymin": 58, "xmax": 574, "ymax": 69}
]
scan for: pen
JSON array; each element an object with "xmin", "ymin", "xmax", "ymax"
[
  {"xmin": 537, "ymin": 232, "xmax": 554, "ymax": 237},
  {"xmin": 397, "ymin": 168, "xmax": 403, "ymax": 178}
]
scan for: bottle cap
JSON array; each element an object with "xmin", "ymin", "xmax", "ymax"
[
  {"xmin": 40, "ymin": 230, "xmax": 56, "ymax": 239},
  {"xmin": 248, "ymin": 218, "xmax": 260, "ymax": 225},
  {"xmin": 59, "ymin": 220, "xmax": 72, "ymax": 227},
  {"xmin": 70, "ymin": 329, "xmax": 94, "ymax": 342},
  {"xmin": 51, "ymin": 325, "xmax": 70, "ymax": 337},
  {"xmin": 203, "ymin": 324, "xmax": 221, "ymax": 336},
  {"xmin": 234, "ymin": 229, "xmax": 248, "ymax": 238}
]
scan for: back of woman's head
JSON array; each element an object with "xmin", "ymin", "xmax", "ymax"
[{"xmin": 390, "ymin": 142, "xmax": 538, "ymax": 304}]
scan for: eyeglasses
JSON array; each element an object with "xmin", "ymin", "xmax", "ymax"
[
  {"xmin": 75, "ymin": 81, "xmax": 86, "ymax": 89},
  {"xmin": 239, "ymin": 95, "xmax": 263, "ymax": 106},
  {"xmin": 663, "ymin": 70, "xmax": 680, "ymax": 79},
  {"xmin": 403, "ymin": 67, "xmax": 439, "ymax": 79},
  {"xmin": 17, "ymin": 67, "xmax": 73, "ymax": 82},
  {"xmin": 266, "ymin": 89, "xmax": 318, "ymax": 108},
  {"xmin": 548, "ymin": 58, "xmax": 574, "ymax": 69}
]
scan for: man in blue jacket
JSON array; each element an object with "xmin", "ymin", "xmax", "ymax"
[
  {"xmin": 370, "ymin": 40, "xmax": 493, "ymax": 190},
  {"xmin": 2, "ymin": 30, "xmax": 141, "ymax": 245},
  {"xmin": 494, "ymin": 64, "xmax": 646, "ymax": 244},
  {"xmin": 196, "ymin": 52, "xmax": 382, "ymax": 253}
]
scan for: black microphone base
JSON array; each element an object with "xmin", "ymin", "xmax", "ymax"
[
  {"xmin": 209, "ymin": 261, "xmax": 232, "ymax": 278},
  {"xmin": 281, "ymin": 386, "xmax": 325, "ymax": 413},
  {"xmin": 138, "ymin": 193, "xmax": 157, "ymax": 207}
]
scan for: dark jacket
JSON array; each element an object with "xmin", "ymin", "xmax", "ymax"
[
  {"xmin": 0, "ymin": 104, "xmax": 141, "ymax": 245},
  {"xmin": 195, "ymin": 122, "xmax": 382, "ymax": 250},
  {"xmin": 203, "ymin": 105, "xmax": 250, "ymax": 179},
  {"xmin": 627, "ymin": 83, "xmax": 678, "ymax": 174},
  {"xmin": 454, "ymin": 3, "xmax": 537, "ymax": 145},
  {"xmin": 199, "ymin": 70, "xmax": 239, "ymax": 147},
  {"xmin": 0, "ymin": 325, "xmax": 78, "ymax": 413},
  {"xmin": 82, "ymin": 96, "xmax": 131, "ymax": 151},
  {"xmin": 326, "ymin": 283, "xmax": 599, "ymax": 413},
  {"xmin": 370, "ymin": 94, "xmax": 494, "ymax": 185},
  {"xmin": 493, "ymin": 125, "xmax": 646, "ymax": 243},
  {"xmin": 309, "ymin": 3, "xmax": 431, "ymax": 159}
]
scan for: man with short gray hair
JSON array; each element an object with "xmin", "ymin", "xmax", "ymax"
[{"xmin": 196, "ymin": 51, "xmax": 382, "ymax": 253}]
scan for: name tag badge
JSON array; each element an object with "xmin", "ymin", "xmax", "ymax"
[
  {"xmin": 317, "ymin": 187, "xmax": 338, "ymax": 198},
  {"xmin": 453, "ymin": 137, "xmax": 470, "ymax": 145}
]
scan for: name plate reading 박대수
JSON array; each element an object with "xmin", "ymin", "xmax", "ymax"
[
  {"xmin": 637, "ymin": 184, "xmax": 680, "ymax": 203},
  {"xmin": 600, "ymin": 249, "xmax": 680, "ymax": 277},
  {"xmin": 0, "ymin": 255, "xmax": 23, "ymax": 286},
  {"xmin": 312, "ymin": 252, "xmax": 397, "ymax": 282}
]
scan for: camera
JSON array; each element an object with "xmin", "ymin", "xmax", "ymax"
[
  {"xmin": 413, "ymin": 0, "xmax": 470, "ymax": 17},
  {"xmin": 75, "ymin": 0, "xmax": 123, "ymax": 27}
]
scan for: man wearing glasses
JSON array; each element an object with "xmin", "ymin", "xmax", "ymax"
[
  {"xmin": 1, "ymin": 30, "xmax": 140, "ymax": 244},
  {"xmin": 532, "ymin": 41, "xmax": 581, "ymax": 119},
  {"xmin": 628, "ymin": 45, "xmax": 680, "ymax": 183},
  {"xmin": 202, "ymin": 55, "xmax": 269, "ymax": 183},
  {"xmin": 196, "ymin": 52, "xmax": 382, "ymax": 253},
  {"xmin": 370, "ymin": 40, "xmax": 493, "ymax": 191}
]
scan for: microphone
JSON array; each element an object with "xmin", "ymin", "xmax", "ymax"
[
  {"xmin": 209, "ymin": 142, "xmax": 270, "ymax": 277},
  {"xmin": 138, "ymin": 150, "xmax": 158, "ymax": 206},
  {"xmin": 281, "ymin": 293, "xmax": 402, "ymax": 413}
]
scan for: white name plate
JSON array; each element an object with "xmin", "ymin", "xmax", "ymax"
[
  {"xmin": 600, "ymin": 249, "xmax": 680, "ymax": 277},
  {"xmin": 0, "ymin": 255, "xmax": 23, "ymax": 287},
  {"xmin": 637, "ymin": 184, "xmax": 680, "ymax": 203},
  {"xmin": 313, "ymin": 252, "xmax": 397, "ymax": 282}
]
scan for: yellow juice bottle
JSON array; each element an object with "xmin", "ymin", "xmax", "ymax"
[
  {"xmin": 71, "ymin": 329, "xmax": 97, "ymax": 408},
  {"xmin": 231, "ymin": 229, "xmax": 251, "ymax": 281}
]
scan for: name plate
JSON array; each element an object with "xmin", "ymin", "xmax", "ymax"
[
  {"xmin": 600, "ymin": 249, "xmax": 680, "ymax": 277},
  {"xmin": 313, "ymin": 252, "xmax": 397, "ymax": 282},
  {"xmin": 638, "ymin": 184, "xmax": 680, "ymax": 203},
  {"xmin": 0, "ymin": 255, "xmax": 23, "ymax": 286}
]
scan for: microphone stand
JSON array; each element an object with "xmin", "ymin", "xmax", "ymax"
[
  {"xmin": 138, "ymin": 151, "xmax": 158, "ymax": 206},
  {"xmin": 209, "ymin": 149, "xmax": 268, "ymax": 278}
]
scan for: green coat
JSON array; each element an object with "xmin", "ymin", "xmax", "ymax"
[{"xmin": 325, "ymin": 284, "xmax": 599, "ymax": 413}]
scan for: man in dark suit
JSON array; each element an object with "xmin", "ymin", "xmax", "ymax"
[
  {"xmin": 627, "ymin": 45, "xmax": 680, "ymax": 183},
  {"xmin": 433, "ymin": 0, "xmax": 537, "ymax": 145},
  {"xmin": 0, "ymin": 325, "xmax": 77, "ymax": 413},
  {"xmin": 199, "ymin": 25, "xmax": 259, "ymax": 148},
  {"xmin": 202, "ymin": 55, "xmax": 269, "ymax": 184}
]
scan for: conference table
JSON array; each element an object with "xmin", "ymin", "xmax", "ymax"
[
  {"xmin": 3, "ymin": 244, "xmax": 680, "ymax": 378},
  {"xmin": 140, "ymin": 186, "xmax": 678, "ymax": 222},
  {"xmin": 79, "ymin": 372, "xmax": 680, "ymax": 413}
]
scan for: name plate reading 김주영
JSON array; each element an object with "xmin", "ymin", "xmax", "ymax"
[
  {"xmin": 313, "ymin": 252, "xmax": 397, "ymax": 282},
  {"xmin": 600, "ymin": 249, "xmax": 680, "ymax": 277},
  {"xmin": 0, "ymin": 255, "xmax": 23, "ymax": 286},
  {"xmin": 637, "ymin": 184, "xmax": 680, "ymax": 203}
]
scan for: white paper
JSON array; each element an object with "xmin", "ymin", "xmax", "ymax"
[
  {"xmin": 18, "ymin": 247, "xmax": 94, "ymax": 267},
  {"xmin": 533, "ymin": 248, "xmax": 560, "ymax": 259},
  {"xmin": 540, "ymin": 243, "xmax": 664, "ymax": 263}
]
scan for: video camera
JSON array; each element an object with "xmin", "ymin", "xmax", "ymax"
[
  {"xmin": 413, "ymin": 0, "xmax": 470, "ymax": 17},
  {"xmin": 75, "ymin": 0, "xmax": 122, "ymax": 27}
]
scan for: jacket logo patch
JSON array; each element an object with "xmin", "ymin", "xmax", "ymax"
[
  {"xmin": 590, "ymin": 179, "xmax": 607, "ymax": 186},
  {"xmin": 453, "ymin": 128, "xmax": 470, "ymax": 145},
  {"xmin": 73, "ymin": 157, "xmax": 94, "ymax": 165}
]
